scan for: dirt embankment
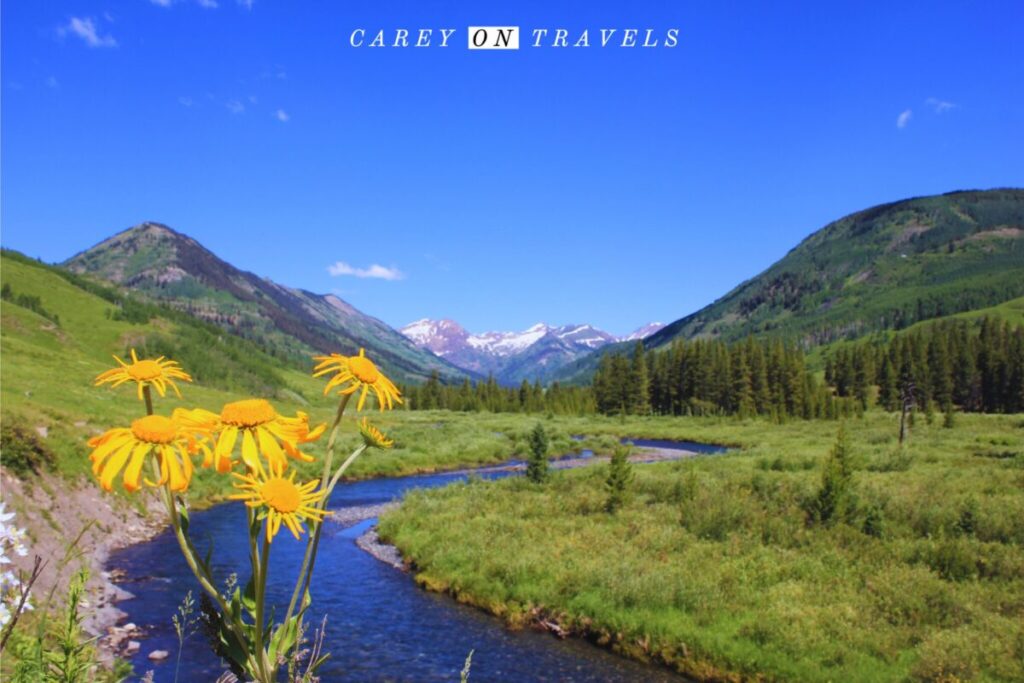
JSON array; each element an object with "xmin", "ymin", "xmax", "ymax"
[{"xmin": 0, "ymin": 468, "xmax": 165, "ymax": 652}]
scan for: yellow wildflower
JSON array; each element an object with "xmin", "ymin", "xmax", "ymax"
[
  {"xmin": 358, "ymin": 417, "xmax": 394, "ymax": 449},
  {"xmin": 312, "ymin": 348, "xmax": 402, "ymax": 411},
  {"xmin": 94, "ymin": 349, "xmax": 192, "ymax": 401},
  {"xmin": 174, "ymin": 399, "xmax": 325, "ymax": 473},
  {"xmin": 229, "ymin": 462, "xmax": 327, "ymax": 542},
  {"xmin": 87, "ymin": 415, "xmax": 195, "ymax": 492}
]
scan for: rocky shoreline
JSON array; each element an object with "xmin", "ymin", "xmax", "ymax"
[{"xmin": 0, "ymin": 467, "xmax": 167, "ymax": 663}]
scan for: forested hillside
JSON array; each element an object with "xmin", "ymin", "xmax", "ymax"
[{"xmin": 554, "ymin": 189, "xmax": 1024, "ymax": 384}]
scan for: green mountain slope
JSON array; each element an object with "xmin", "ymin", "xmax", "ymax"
[
  {"xmin": 651, "ymin": 189, "xmax": 1024, "ymax": 347},
  {"xmin": 555, "ymin": 189, "xmax": 1024, "ymax": 383},
  {"xmin": 63, "ymin": 223, "xmax": 467, "ymax": 384},
  {"xmin": 0, "ymin": 250, "xmax": 327, "ymax": 487}
]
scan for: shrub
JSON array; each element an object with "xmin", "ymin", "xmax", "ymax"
[
  {"xmin": 0, "ymin": 422, "xmax": 57, "ymax": 476},
  {"xmin": 862, "ymin": 504, "xmax": 885, "ymax": 538},
  {"xmin": 526, "ymin": 422, "xmax": 549, "ymax": 484},
  {"xmin": 807, "ymin": 424, "xmax": 856, "ymax": 525},
  {"xmin": 604, "ymin": 444, "xmax": 633, "ymax": 513},
  {"xmin": 866, "ymin": 447, "xmax": 914, "ymax": 472}
]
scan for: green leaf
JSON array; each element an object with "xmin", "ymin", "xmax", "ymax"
[
  {"xmin": 241, "ymin": 575, "xmax": 257, "ymax": 617},
  {"xmin": 178, "ymin": 504, "xmax": 190, "ymax": 534}
]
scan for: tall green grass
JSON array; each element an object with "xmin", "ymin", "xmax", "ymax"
[{"xmin": 380, "ymin": 412, "xmax": 1024, "ymax": 682}]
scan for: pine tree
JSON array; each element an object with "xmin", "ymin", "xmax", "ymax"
[
  {"xmin": 877, "ymin": 353, "xmax": 899, "ymax": 411},
  {"xmin": 852, "ymin": 349, "xmax": 872, "ymax": 410},
  {"xmin": 942, "ymin": 401, "xmax": 956, "ymax": 429},
  {"xmin": 748, "ymin": 340, "xmax": 771, "ymax": 413},
  {"xmin": 604, "ymin": 443, "xmax": 634, "ymax": 513},
  {"xmin": 928, "ymin": 336, "xmax": 953, "ymax": 409},
  {"xmin": 630, "ymin": 342, "xmax": 651, "ymax": 415},
  {"xmin": 730, "ymin": 344, "xmax": 754, "ymax": 416},
  {"xmin": 526, "ymin": 422, "xmax": 549, "ymax": 484},
  {"xmin": 810, "ymin": 423, "xmax": 855, "ymax": 525}
]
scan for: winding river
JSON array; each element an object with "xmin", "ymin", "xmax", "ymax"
[{"xmin": 110, "ymin": 439, "xmax": 726, "ymax": 682}]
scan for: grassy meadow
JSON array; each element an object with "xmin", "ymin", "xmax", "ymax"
[
  {"xmin": 0, "ymin": 253, "xmax": 574, "ymax": 504},
  {"xmin": 380, "ymin": 412, "xmax": 1024, "ymax": 682},
  {"xmin": 4, "ymin": 250, "xmax": 1024, "ymax": 681}
]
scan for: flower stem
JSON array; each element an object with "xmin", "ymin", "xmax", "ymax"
[
  {"xmin": 295, "ymin": 443, "xmax": 367, "ymax": 607},
  {"xmin": 282, "ymin": 393, "xmax": 349, "ymax": 630},
  {"xmin": 254, "ymin": 530, "xmax": 272, "ymax": 681},
  {"xmin": 327, "ymin": 445, "xmax": 367, "ymax": 494},
  {"xmin": 143, "ymin": 385, "xmax": 154, "ymax": 416},
  {"xmin": 153, "ymin": 463, "xmax": 250, "ymax": 676}
]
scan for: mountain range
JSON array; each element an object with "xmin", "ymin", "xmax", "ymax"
[
  {"xmin": 63, "ymin": 223, "xmax": 468, "ymax": 384},
  {"xmin": 19, "ymin": 188, "xmax": 1024, "ymax": 389},
  {"xmin": 400, "ymin": 320, "xmax": 664, "ymax": 384}
]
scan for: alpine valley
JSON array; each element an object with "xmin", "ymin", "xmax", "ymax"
[{"xmin": 2, "ymin": 188, "xmax": 1023, "ymax": 683}]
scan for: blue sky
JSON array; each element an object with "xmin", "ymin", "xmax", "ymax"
[{"xmin": 2, "ymin": 1, "xmax": 1022, "ymax": 337}]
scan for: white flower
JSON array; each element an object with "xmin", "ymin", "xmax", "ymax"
[{"xmin": 0, "ymin": 501, "xmax": 34, "ymax": 625}]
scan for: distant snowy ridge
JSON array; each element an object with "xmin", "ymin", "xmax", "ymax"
[{"xmin": 399, "ymin": 319, "xmax": 666, "ymax": 383}]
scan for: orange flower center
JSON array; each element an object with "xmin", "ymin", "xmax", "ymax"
[
  {"xmin": 127, "ymin": 360, "xmax": 163, "ymax": 381},
  {"xmin": 221, "ymin": 399, "xmax": 276, "ymax": 428},
  {"xmin": 260, "ymin": 477, "xmax": 301, "ymax": 513},
  {"xmin": 131, "ymin": 415, "xmax": 177, "ymax": 444},
  {"xmin": 349, "ymin": 355, "xmax": 380, "ymax": 384}
]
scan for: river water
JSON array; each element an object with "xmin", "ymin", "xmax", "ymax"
[{"xmin": 110, "ymin": 439, "xmax": 725, "ymax": 681}]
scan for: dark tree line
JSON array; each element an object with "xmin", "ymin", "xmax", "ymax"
[
  {"xmin": 402, "ymin": 317, "xmax": 1022, "ymax": 418},
  {"xmin": 401, "ymin": 373, "xmax": 596, "ymax": 415},
  {"xmin": 826, "ymin": 317, "xmax": 1024, "ymax": 413},
  {"xmin": 593, "ymin": 339, "xmax": 854, "ymax": 419}
]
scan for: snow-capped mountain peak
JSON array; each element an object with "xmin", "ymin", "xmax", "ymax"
[
  {"xmin": 552, "ymin": 324, "xmax": 617, "ymax": 349},
  {"xmin": 400, "ymin": 318, "xmax": 666, "ymax": 384},
  {"xmin": 398, "ymin": 319, "xmax": 469, "ymax": 357},
  {"xmin": 621, "ymin": 322, "xmax": 666, "ymax": 342}
]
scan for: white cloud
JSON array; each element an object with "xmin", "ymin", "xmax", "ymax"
[
  {"xmin": 926, "ymin": 97, "xmax": 956, "ymax": 114},
  {"xmin": 150, "ymin": 0, "xmax": 220, "ymax": 7},
  {"xmin": 274, "ymin": 109, "xmax": 289, "ymax": 122},
  {"xmin": 226, "ymin": 99, "xmax": 245, "ymax": 114},
  {"xmin": 896, "ymin": 109, "xmax": 912, "ymax": 129},
  {"xmin": 260, "ymin": 66, "xmax": 287, "ymax": 80},
  {"xmin": 60, "ymin": 17, "xmax": 117, "ymax": 48},
  {"xmin": 327, "ymin": 262, "xmax": 404, "ymax": 281}
]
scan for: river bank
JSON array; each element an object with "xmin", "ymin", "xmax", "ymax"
[
  {"xmin": 376, "ymin": 414, "xmax": 1024, "ymax": 682},
  {"xmin": 0, "ymin": 467, "xmax": 167, "ymax": 662},
  {"xmin": 342, "ymin": 442, "xmax": 713, "ymax": 568},
  {"xmin": 104, "ymin": 439, "xmax": 713, "ymax": 681},
  {"xmin": 342, "ymin": 443, "xmax": 722, "ymax": 679}
]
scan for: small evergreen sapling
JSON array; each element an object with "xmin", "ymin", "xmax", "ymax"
[
  {"xmin": 526, "ymin": 422, "xmax": 549, "ymax": 484},
  {"xmin": 810, "ymin": 423, "xmax": 856, "ymax": 525},
  {"xmin": 943, "ymin": 402, "xmax": 956, "ymax": 429},
  {"xmin": 605, "ymin": 443, "xmax": 634, "ymax": 513}
]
